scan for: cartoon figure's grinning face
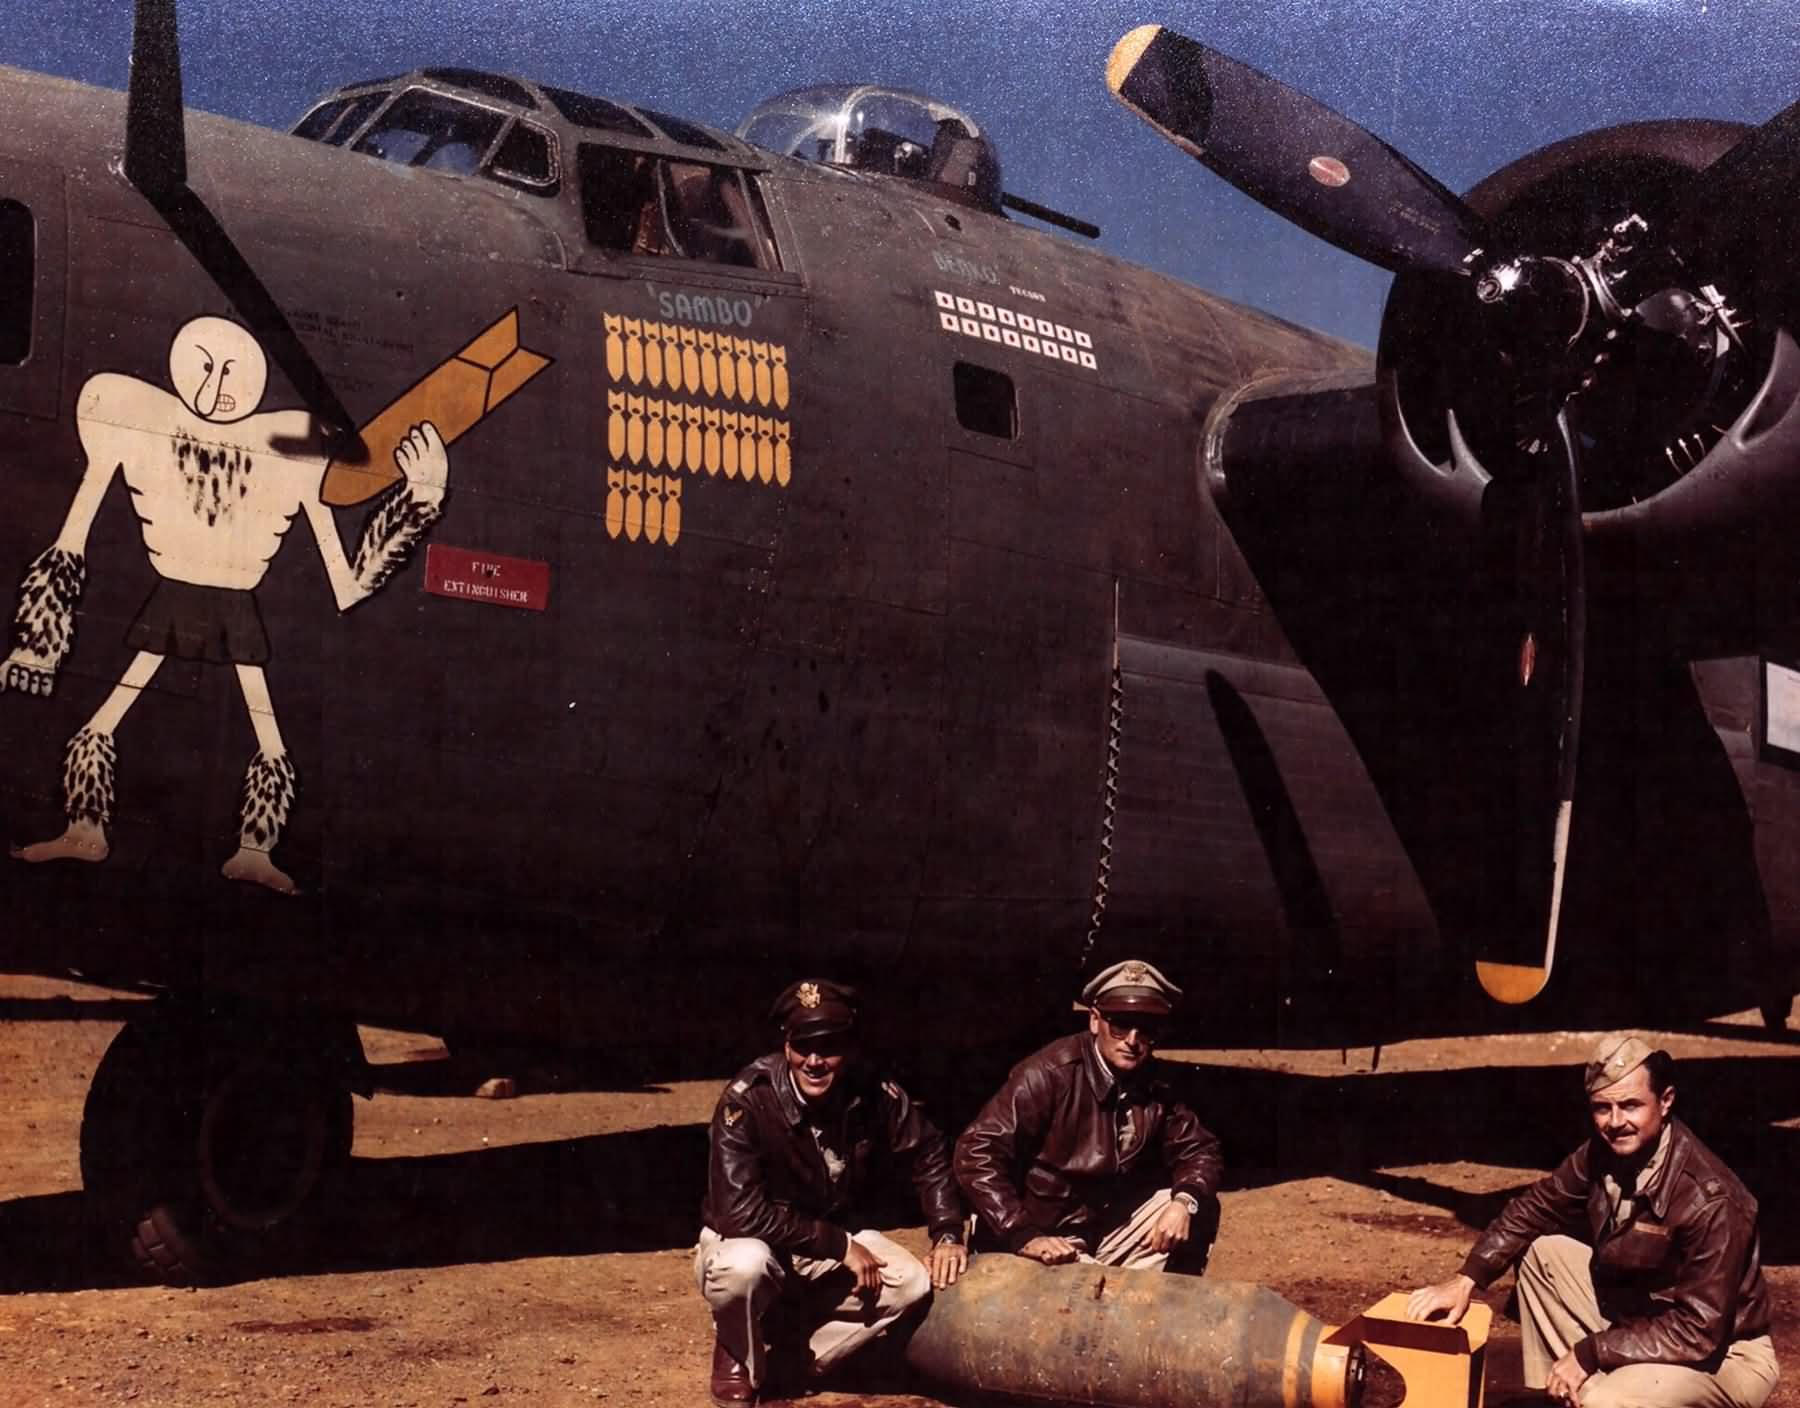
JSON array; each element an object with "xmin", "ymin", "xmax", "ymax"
[{"xmin": 168, "ymin": 317, "xmax": 267, "ymax": 423}]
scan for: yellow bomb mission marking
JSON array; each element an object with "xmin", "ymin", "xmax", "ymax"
[{"xmin": 601, "ymin": 315, "xmax": 794, "ymax": 549}]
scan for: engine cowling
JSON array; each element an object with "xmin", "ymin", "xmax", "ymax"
[{"xmin": 1381, "ymin": 119, "xmax": 1800, "ymax": 661}]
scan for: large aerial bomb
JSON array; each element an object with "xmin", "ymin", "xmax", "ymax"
[{"xmin": 903, "ymin": 1254, "xmax": 1366, "ymax": 1408}]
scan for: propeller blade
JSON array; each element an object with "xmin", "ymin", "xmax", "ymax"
[
  {"xmin": 125, "ymin": 0, "xmax": 185, "ymax": 196},
  {"xmin": 1473, "ymin": 412, "xmax": 1587, "ymax": 1003},
  {"xmin": 124, "ymin": 0, "xmax": 366, "ymax": 461},
  {"xmin": 1666, "ymin": 97, "xmax": 1800, "ymax": 277},
  {"xmin": 1106, "ymin": 24, "xmax": 1490, "ymax": 276}
]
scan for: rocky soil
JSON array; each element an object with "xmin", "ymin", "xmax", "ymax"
[{"xmin": 1, "ymin": 976, "xmax": 1796, "ymax": 1408}]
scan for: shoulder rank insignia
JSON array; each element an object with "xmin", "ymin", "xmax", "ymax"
[
  {"xmin": 723, "ymin": 1105, "xmax": 743, "ymax": 1126},
  {"xmin": 730, "ymin": 1079, "xmax": 749, "ymax": 1094}
]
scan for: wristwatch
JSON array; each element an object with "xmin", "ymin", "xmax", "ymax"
[
  {"xmin": 935, "ymin": 1232, "xmax": 963, "ymax": 1247},
  {"xmin": 1173, "ymin": 1191, "xmax": 1201, "ymax": 1215}
]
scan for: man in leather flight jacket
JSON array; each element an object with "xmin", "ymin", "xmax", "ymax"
[
  {"xmin": 1408, "ymin": 1035, "xmax": 1778, "ymax": 1408},
  {"xmin": 695, "ymin": 978, "xmax": 966, "ymax": 1408},
  {"xmin": 955, "ymin": 959, "xmax": 1223, "ymax": 1272}
]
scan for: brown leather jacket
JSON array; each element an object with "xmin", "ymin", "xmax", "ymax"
[
  {"xmin": 700, "ymin": 1051, "xmax": 964, "ymax": 1262},
  {"xmin": 1462, "ymin": 1117, "xmax": 1771, "ymax": 1373},
  {"xmin": 954, "ymin": 1033, "xmax": 1223, "ymax": 1251}
]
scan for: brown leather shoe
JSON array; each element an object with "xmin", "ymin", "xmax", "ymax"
[{"xmin": 710, "ymin": 1337, "xmax": 756, "ymax": 1407}]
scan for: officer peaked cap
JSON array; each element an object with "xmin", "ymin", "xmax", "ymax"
[
  {"xmin": 770, "ymin": 978, "xmax": 860, "ymax": 1039},
  {"xmin": 1081, "ymin": 959, "xmax": 1182, "ymax": 1017}
]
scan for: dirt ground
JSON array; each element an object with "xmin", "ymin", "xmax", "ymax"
[{"xmin": 1, "ymin": 977, "xmax": 1797, "ymax": 1408}]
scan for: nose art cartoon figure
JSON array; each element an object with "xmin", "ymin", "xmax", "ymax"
[{"xmin": 2, "ymin": 315, "xmax": 453, "ymax": 894}]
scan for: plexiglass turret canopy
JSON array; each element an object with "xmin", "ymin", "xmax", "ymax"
[{"xmin": 738, "ymin": 84, "xmax": 1002, "ymax": 210}]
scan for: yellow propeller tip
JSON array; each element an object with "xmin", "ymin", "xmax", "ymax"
[
  {"xmin": 1475, "ymin": 961, "xmax": 1550, "ymax": 1005},
  {"xmin": 1107, "ymin": 24, "xmax": 1164, "ymax": 95}
]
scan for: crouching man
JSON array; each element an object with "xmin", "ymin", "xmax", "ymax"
[
  {"xmin": 955, "ymin": 958, "xmax": 1222, "ymax": 1273},
  {"xmin": 696, "ymin": 979, "xmax": 966, "ymax": 1407},
  {"xmin": 1409, "ymin": 1035, "xmax": 1778, "ymax": 1408}
]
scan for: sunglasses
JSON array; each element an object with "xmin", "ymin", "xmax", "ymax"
[{"xmin": 1099, "ymin": 1014, "xmax": 1167, "ymax": 1044}]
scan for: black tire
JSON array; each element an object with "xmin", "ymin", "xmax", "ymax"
[
  {"xmin": 129, "ymin": 1201, "xmax": 212, "ymax": 1286},
  {"xmin": 79, "ymin": 997, "xmax": 357, "ymax": 1284}
]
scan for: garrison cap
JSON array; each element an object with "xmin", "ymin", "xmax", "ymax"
[
  {"xmin": 1585, "ymin": 1034, "xmax": 1656, "ymax": 1093},
  {"xmin": 770, "ymin": 979, "xmax": 860, "ymax": 1040},
  {"xmin": 1082, "ymin": 959, "xmax": 1182, "ymax": 1018}
]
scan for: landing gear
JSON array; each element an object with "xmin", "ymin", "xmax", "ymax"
[{"xmin": 79, "ymin": 996, "xmax": 363, "ymax": 1284}]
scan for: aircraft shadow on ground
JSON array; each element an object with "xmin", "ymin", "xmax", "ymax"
[
  {"xmin": 0, "ymin": 996, "xmax": 155, "ymax": 1023},
  {"xmin": 1192, "ymin": 1054, "xmax": 1800, "ymax": 1246},
  {"xmin": 1, "ymin": 1054, "xmax": 1795, "ymax": 1293}
]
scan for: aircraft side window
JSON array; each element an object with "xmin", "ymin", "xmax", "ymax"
[
  {"xmin": 485, "ymin": 120, "xmax": 557, "ymax": 192},
  {"xmin": 738, "ymin": 175, "xmax": 782, "ymax": 271},
  {"xmin": 953, "ymin": 362, "xmax": 1017, "ymax": 440},
  {"xmin": 661, "ymin": 162, "xmax": 765, "ymax": 269},
  {"xmin": 0, "ymin": 200, "xmax": 32, "ymax": 366},
  {"xmin": 579, "ymin": 145, "xmax": 664, "ymax": 253},
  {"xmin": 320, "ymin": 91, "xmax": 391, "ymax": 147},
  {"xmin": 353, "ymin": 89, "xmax": 507, "ymax": 176},
  {"xmin": 578, "ymin": 146, "xmax": 779, "ymax": 270}
]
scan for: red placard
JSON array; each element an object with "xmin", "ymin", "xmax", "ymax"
[{"xmin": 423, "ymin": 544, "xmax": 551, "ymax": 612}]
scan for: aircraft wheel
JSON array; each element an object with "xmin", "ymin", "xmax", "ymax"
[
  {"xmin": 127, "ymin": 1200, "xmax": 213, "ymax": 1285},
  {"xmin": 79, "ymin": 997, "xmax": 357, "ymax": 1284}
]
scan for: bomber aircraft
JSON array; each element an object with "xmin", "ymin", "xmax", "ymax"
[{"xmin": 1, "ymin": 0, "xmax": 1798, "ymax": 1281}]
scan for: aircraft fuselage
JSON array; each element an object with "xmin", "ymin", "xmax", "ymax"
[{"xmin": 0, "ymin": 64, "xmax": 1789, "ymax": 1058}]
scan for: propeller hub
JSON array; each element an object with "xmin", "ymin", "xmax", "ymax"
[{"xmin": 1381, "ymin": 124, "xmax": 1766, "ymax": 512}]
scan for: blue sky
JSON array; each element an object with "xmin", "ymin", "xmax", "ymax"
[{"xmin": 2, "ymin": 0, "xmax": 1795, "ymax": 345}]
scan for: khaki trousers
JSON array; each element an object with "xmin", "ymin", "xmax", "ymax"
[
  {"xmin": 694, "ymin": 1226, "xmax": 932, "ymax": 1389},
  {"xmin": 1072, "ymin": 1189, "xmax": 1211, "ymax": 1273},
  {"xmin": 1515, "ymin": 1235, "xmax": 1779, "ymax": 1408}
]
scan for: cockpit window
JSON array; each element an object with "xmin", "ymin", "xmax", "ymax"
[
  {"xmin": 488, "ymin": 122, "xmax": 557, "ymax": 190},
  {"xmin": 739, "ymin": 84, "xmax": 1001, "ymax": 208},
  {"xmin": 338, "ymin": 89, "xmax": 559, "ymax": 195},
  {"xmin": 663, "ymin": 162, "xmax": 762, "ymax": 265},
  {"xmin": 354, "ymin": 89, "xmax": 507, "ymax": 174},
  {"xmin": 293, "ymin": 97, "xmax": 354, "ymax": 142},
  {"xmin": 580, "ymin": 147, "xmax": 661, "ymax": 251},
  {"xmin": 578, "ymin": 144, "xmax": 778, "ymax": 269},
  {"xmin": 543, "ymin": 85, "xmax": 655, "ymax": 139},
  {"xmin": 291, "ymin": 90, "xmax": 389, "ymax": 146},
  {"xmin": 320, "ymin": 91, "xmax": 391, "ymax": 147},
  {"xmin": 420, "ymin": 68, "xmax": 537, "ymax": 108},
  {"xmin": 639, "ymin": 108, "xmax": 726, "ymax": 152}
]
